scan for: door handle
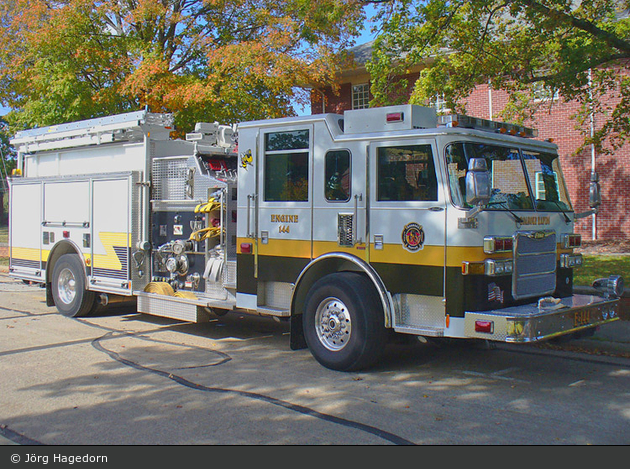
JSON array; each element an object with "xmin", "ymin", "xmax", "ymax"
[
  {"xmin": 354, "ymin": 193, "xmax": 363, "ymax": 244},
  {"xmin": 247, "ymin": 193, "xmax": 257, "ymax": 238}
]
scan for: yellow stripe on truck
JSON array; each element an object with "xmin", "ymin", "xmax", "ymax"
[
  {"xmin": 92, "ymin": 232, "xmax": 130, "ymax": 270},
  {"xmin": 237, "ymin": 238, "xmax": 572, "ymax": 268},
  {"xmin": 237, "ymin": 238, "xmax": 505, "ymax": 268},
  {"xmin": 10, "ymin": 246, "xmax": 49, "ymax": 262}
]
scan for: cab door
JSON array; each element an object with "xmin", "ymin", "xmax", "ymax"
[
  {"xmin": 254, "ymin": 125, "xmax": 314, "ymax": 303},
  {"xmin": 367, "ymin": 139, "xmax": 447, "ymax": 332}
]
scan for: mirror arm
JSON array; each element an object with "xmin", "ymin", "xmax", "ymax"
[
  {"xmin": 574, "ymin": 207, "xmax": 598, "ymax": 219},
  {"xmin": 466, "ymin": 204, "xmax": 486, "ymax": 219}
]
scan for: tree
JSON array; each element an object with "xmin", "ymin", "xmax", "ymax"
[
  {"xmin": 366, "ymin": 0, "xmax": 630, "ymax": 152},
  {"xmin": 0, "ymin": 117, "xmax": 15, "ymax": 224},
  {"xmin": 0, "ymin": 0, "xmax": 365, "ymax": 132},
  {"xmin": 0, "ymin": 117, "xmax": 15, "ymax": 172}
]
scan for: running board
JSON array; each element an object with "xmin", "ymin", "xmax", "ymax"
[
  {"xmin": 257, "ymin": 306, "xmax": 291, "ymax": 317},
  {"xmin": 135, "ymin": 291, "xmax": 238, "ymax": 323},
  {"xmin": 393, "ymin": 325, "xmax": 444, "ymax": 337}
]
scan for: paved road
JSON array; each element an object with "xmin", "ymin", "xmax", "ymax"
[{"xmin": 1, "ymin": 273, "xmax": 629, "ymax": 445}]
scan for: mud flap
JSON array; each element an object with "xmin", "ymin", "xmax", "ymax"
[
  {"xmin": 290, "ymin": 313, "xmax": 307, "ymax": 350},
  {"xmin": 46, "ymin": 282, "xmax": 54, "ymax": 307}
]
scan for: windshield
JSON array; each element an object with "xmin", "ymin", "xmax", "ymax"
[
  {"xmin": 522, "ymin": 150, "xmax": 572, "ymax": 211},
  {"xmin": 445, "ymin": 142, "xmax": 572, "ymax": 212}
]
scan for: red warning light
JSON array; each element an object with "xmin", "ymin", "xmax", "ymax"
[{"xmin": 386, "ymin": 112, "xmax": 404, "ymax": 123}]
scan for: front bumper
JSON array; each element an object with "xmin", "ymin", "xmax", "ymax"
[{"xmin": 465, "ymin": 294, "xmax": 620, "ymax": 343}]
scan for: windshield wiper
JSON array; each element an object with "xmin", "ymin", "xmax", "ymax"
[
  {"xmin": 547, "ymin": 200, "xmax": 571, "ymax": 223},
  {"xmin": 487, "ymin": 200, "xmax": 524, "ymax": 224}
]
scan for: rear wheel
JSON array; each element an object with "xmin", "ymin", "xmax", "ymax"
[
  {"xmin": 51, "ymin": 253, "xmax": 96, "ymax": 317},
  {"xmin": 303, "ymin": 272, "xmax": 387, "ymax": 371}
]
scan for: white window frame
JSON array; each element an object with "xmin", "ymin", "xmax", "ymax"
[
  {"xmin": 532, "ymin": 82, "xmax": 559, "ymax": 103},
  {"xmin": 535, "ymin": 171, "xmax": 559, "ymax": 200},
  {"xmin": 352, "ymin": 83, "xmax": 370, "ymax": 110},
  {"xmin": 433, "ymin": 94, "xmax": 450, "ymax": 114}
]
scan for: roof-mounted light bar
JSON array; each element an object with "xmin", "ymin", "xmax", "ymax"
[{"xmin": 438, "ymin": 114, "xmax": 538, "ymax": 138}]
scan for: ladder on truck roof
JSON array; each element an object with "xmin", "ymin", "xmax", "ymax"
[{"xmin": 10, "ymin": 110, "xmax": 174, "ymax": 153}]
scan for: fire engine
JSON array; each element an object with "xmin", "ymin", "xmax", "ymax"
[{"xmin": 7, "ymin": 105, "xmax": 624, "ymax": 371}]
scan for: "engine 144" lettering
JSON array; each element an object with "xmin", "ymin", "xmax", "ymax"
[{"xmin": 271, "ymin": 214, "xmax": 299, "ymax": 223}]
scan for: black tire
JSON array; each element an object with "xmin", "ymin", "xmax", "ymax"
[
  {"xmin": 51, "ymin": 253, "xmax": 96, "ymax": 318},
  {"xmin": 303, "ymin": 272, "xmax": 387, "ymax": 371}
]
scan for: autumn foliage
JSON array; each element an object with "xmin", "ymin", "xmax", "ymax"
[{"xmin": 0, "ymin": 0, "xmax": 364, "ymax": 132}]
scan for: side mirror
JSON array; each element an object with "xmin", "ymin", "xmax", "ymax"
[
  {"xmin": 589, "ymin": 171, "xmax": 601, "ymax": 209},
  {"xmin": 466, "ymin": 158, "xmax": 491, "ymax": 207}
]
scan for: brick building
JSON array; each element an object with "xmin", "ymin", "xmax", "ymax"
[{"xmin": 311, "ymin": 41, "xmax": 630, "ymax": 241}]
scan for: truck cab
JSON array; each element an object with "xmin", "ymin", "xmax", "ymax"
[{"xmin": 236, "ymin": 104, "xmax": 623, "ymax": 369}]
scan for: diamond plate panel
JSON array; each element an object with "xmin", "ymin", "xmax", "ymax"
[{"xmin": 393, "ymin": 293, "xmax": 444, "ymax": 330}]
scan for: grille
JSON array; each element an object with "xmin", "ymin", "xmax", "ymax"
[
  {"xmin": 152, "ymin": 157, "xmax": 189, "ymax": 200},
  {"xmin": 10, "ymin": 258, "xmax": 40, "ymax": 269},
  {"xmin": 512, "ymin": 230, "xmax": 556, "ymax": 300},
  {"xmin": 337, "ymin": 214, "xmax": 354, "ymax": 247}
]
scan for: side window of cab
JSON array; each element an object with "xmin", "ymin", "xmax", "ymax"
[
  {"xmin": 377, "ymin": 144, "xmax": 437, "ymax": 202},
  {"xmin": 264, "ymin": 130, "xmax": 309, "ymax": 202}
]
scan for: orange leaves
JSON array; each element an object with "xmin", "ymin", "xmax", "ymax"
[
  {"xmin": 1, "ymin": 0, "xmax": 365, "ymax": 130},
  {"xmin": 122, "ymin": 55, "xmax": 220, "ymax": 115}
]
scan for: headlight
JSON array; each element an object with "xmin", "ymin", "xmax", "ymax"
[
  {"xmin": 560, "ymin": 253, "xmax": 583, "ymax": 268},
  {"xmin": 485, "ymin": 259, "xmax": 513, "ymax": 276}
]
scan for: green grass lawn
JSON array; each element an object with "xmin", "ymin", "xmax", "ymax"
[
  {"xmin": 574, "ymin": 255, "xmax": 630, "ymax": 287},
  {"xmin": 0, "ymin": 226, "xmax": 9, "ymax": 265},
  {"xmin": 0, "ymin": 225, "xmax": 8, "ymax": 267}
]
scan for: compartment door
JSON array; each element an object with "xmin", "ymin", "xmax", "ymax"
[
  {"xmin": 9, "ymin": 181, "xmax": 43, "ymax": 281},
  {"xmin": 90, "ymin": 175, "xmax": 133, "ymax": 294}
]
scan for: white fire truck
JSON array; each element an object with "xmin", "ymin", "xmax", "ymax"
[{"xmin": 7, "ymin": 105, "xmax": 624, "ymax": 371}]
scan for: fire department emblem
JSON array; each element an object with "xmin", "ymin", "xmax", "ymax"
[
  {"xmin": 401, "ymin": 222, "xmax": 425, "ymax": 252},
  {"xmin": 240, "ymin": 149, "xmax": 253, "ymax": 170}
]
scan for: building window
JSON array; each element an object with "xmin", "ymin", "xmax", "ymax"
[
  {"xmin": 532, "ymin": 82, "xmax": 559, "ymax": 102},
  {"xmin": 352, "ymin": 83, "xmax": 370, "ymax": 109},
  {"xmin": 433, "ymin": 94, "xmax": 450, "ymax": 114}
]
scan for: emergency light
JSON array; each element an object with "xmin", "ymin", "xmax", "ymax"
[{"xmin": 438, "ymin": 114, "xmax": 538, "ymax": 138}]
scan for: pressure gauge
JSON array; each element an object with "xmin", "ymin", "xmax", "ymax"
[
  {"xmin": 172, "ymin": 239, "xmax": 186, "ymax": 255},
  {"xmin": 165, "ymin": 256, "xmax": 178, "ymax": 273}
]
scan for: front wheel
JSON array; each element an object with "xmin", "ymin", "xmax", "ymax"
[
  {"xmin": 303, "ymin": 272, "xmax": 387, "ymax": 371},
  {"xmin": 51, "ymin": 253, "xmax": 96, "ymax": 317}
]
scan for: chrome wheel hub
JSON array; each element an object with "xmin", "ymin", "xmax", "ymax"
[
  {"xmin": 315, "ymin": 297, "xmax": 352, "ymax": 351},
  {"xmin": 57, "ymin": 267, "xmax": 77, "ymax": 305}
]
